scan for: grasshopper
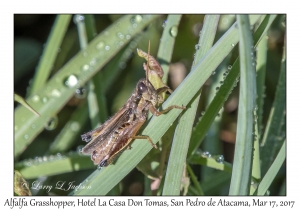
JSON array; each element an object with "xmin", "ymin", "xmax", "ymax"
[{"xmin": 81, "ymin": 44, "xmax": 185, "ymax": 167}]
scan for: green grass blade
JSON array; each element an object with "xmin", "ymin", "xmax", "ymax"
[
  {"xmin": 189, "ymin": 153, "xmax": 232, "ymax": 172},
  {"xmin": 251, "ymin": 18, "xmax": 269, "ymax": 184},
  {"xmin": 47, "ymin": 102, "xmax": 88, "ymax": 154},
  {"xmin": 229, "ymin": 15, "xmax": 257, "ymax": 195},
  {"xmin": 14, "ymin": 93, "xmax": 40, "ymax": 117},
  {"xmin": 15, "ymin": 153, "xmax": 94, "ymax": 179},
  {"xmin": 163, "ymin": 15, "xmax": 220, "ymax": 196},
  {"xmin": 29, "ymin": 15, "xmax": 71, "ymax": 95},
  {"xmin": 157, "ymin": 15, "xmax": 182, "ymax": 80},
  {"xmin": 14, "ymin": 15, "xmax": 159, "ymax": 158},
  {"xmin": 72, "ymin": 15, "xmax": 261, "ymax": 196},
  {"xmin": 256, "ymin": 28, "xmax": 268, "ymax": 139},
  {"xmin": 187, "ymin": 164, "xmax": 204, "ymax": 195},
  {"xmin": 255, "ymin": 140, "xmax": 286, "ymax": 195},
  {"xmin": 75, "ymin": 14, "xmax": 101, "ymax": 128},
  {"xmin": 85, "ymin": 14, "xmax": 108, "ymax": 124},
  {"xmin": 260, "ymin": 35, "xmax": 286, "ymax": 176},
  {"xmin": 201, "ymin": 14, "xmax": 235, "ymax": 180}
]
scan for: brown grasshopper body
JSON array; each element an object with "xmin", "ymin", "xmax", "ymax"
[{"xmin": 81, "ymin": 45, "xmax": 185, "ymax": 168}]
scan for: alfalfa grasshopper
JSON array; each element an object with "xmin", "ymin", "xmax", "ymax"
[{"xmin": 81, "ymin": 43, "xmax": 185, "ymax": 167}]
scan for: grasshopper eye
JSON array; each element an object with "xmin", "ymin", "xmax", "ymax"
[{"xmin": 138, "ymin": 82, "xmax": 147, "ymax": 94}]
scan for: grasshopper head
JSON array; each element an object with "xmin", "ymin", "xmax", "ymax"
[{"xmin": 137, "ymin": 78, "xmax": 158, "ymax": 106}]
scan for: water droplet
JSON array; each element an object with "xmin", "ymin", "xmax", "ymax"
[
  {"xmin": 117, "ymin": 32, "xmax": 124, "ymax": 39},
  {"xmin": 81, "ymin": 64, "xmax": 90, "ymax": 72},
  {"xmin": 73, "ymin": 15, "xmax": 85, "ymax": 24},
  {"xmin": 118, "ymin": 41, "xmax": 124, "ymax": 46},
  {"xmin": 212, "ymin": 71, "xmax": 216, "ymax": 75},
  {"xmin": 43, "ymin": 156, "xmax": 48, "ymax": 162},
  {"xmin": 170, "ymin": 26, "xmax": 178, "ymax": 37},
  {"xmin": 45, "ymin": 116, "xmax": 59, "ymax": 130},
  {"xmin": 42, "ymin": 97, "xmax": 48, "ymax": 103},
  {"xmin": 56, "ymin": 153, "xmax": 63, "ymax": 160},
  {"xmin": 74, "ymin": 163, "xmax": 80, "ymax": 170},
  {"xmin": 96, "ymin": 41, "xmax": 105, "ymax": 49},
  {"xmin": 126, "ymin": 35, "xmax": 131, "ymax": 40},
  {"xmin": 202, "ymin": 151, "xmax": 211, "ymax": 158},
  {"xmin": 32, "ymin": 95, "xmax": 40, "ymax": 102},
  {"xmin": 24, "ymin": 134, "xmax": 29, "ymax": 139},
  {"xmin": 216, "ymin": 155, "xmax": 224, "ymax": 163},
  {"xmin": 231, "ymin": 43, "xmax": 235, "ymax": 47},
  {"xmin": 70, "ymin": 121, "xmax": 80, "ymax": 132},
  {"xmin": 216, "ymin": 87, "xmax": 220, "ymax": 91},
  {"xmin": 105, "ymin": 45, "xmax": 110, "ymax": 50},
  {"xmin": 228, "ymin": 65, "xmax": 232, "ymax": 70},
  {"xmin": 162, "ymin": 20, "xmax": 167, "ymax": 28},
  {"xmin": 51, "ymin": 89, "xmax": 61, "ymax": 97},
  {"xmin": 31, "ymin": 124, "xmax": 36, "ymax": 129},
  {"xmin": 63, "ymin": 75, "xmax": 78, "ymax": 88},
  {"xmin": 220, "ymin": 81, "xmax": 224, "ymax": 85},
  {"xmin": 201, "ymin": 111, "xmax": 205, "ymax": 116},
  {"xmin": 119, "ymin": 62, "xmax": 127, "ymax": 69},
  {"xmin": 75, "ymin": 87, "xmax": 86, "ymax": 99},
  {"xmin": 134, "ymin": 15, "xmax": 143, "ymax": 23},
  {"xmin": 195, "ymin": 44, "xmax": 200, "ymax": 50},
  {"xmin": 25, "ymin": 161, "xmax": 32, "ymax": 166},
  {"xmin": 217, "ymin": 113, "xmax": 221, "ymax": 117}
]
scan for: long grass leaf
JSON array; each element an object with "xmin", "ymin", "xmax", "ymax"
[
  {"xmin": 29, "ymin": 15, "xmax": 71, "ymax": 95},
  {"xmin": 260, "ymin": 34, "xmax": 286, "ymax": 176},
  {"xmin": 229, "ymin": 15, "xmax": 257, "ymax": 195},
  {"xmin": 255, "ymin": 140, "xmax": 286, "ymax": 195},
  {"xmin": 163, "ymin": 15, "xmax": 220, "ymax": 195}
]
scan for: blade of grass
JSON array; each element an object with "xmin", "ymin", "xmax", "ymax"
[
  {"xmin": 15, "ymin": 153, "xmax": 94, "ymax": 179},
  {"xmin": 75, "ymin": 14, "xmax": 101, "ymax": 128},
  {"xmin": 187, "ymin": 15, "xmax": 276, "ymax": 158},
  {"xmin": 14, "ymin": 93, "xmax": 40, "ymax": 117},
  {"xmin": 260, "ymin": 34, "xmax": 286, "ymax": 176},
  {"xmin": 229, "ymin": 15, "xmax": 257, "ymax": 196},
  {"xmin": 85, "ymin": 14, "xmax": 108, "ymax": 124},
  {"xmin": 201, "ymin": 15, "xmax": 236, "ymax": 181},
  {"xmin": 29, "ymin": 15, "xmax": 71, "ymax": 95},
  {"xmin": 157, "ymin": 15, "xmax": 182, "ymax": 81},
  {"xmin": 47, "ymin": 102, "xmax": 89, "ymax": 154},
  {"xmin": 189, "ymin": 153, "xmax": 232, "ymax": 172},
  {"xmin": 71, "ymin": 15, "xmax": 262, "ymax": 196},
  {"xmin": 254, "ymin": 140, "xmax": 286, "ymax": 195},
  {"xmin": 14, "ymin": 15, "xmax": 159, "ymax": 158},
  {"xmin": 163, "ymin": 15, "xmax": 220, "ymax": 195},
  {"xmin": 251, "ymin": 19, "xmax": 269, "ymax": 184},
  {"xmin": 187, "ymin": 163, "xmax": 204, "ymax": 195}
]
